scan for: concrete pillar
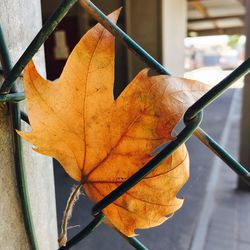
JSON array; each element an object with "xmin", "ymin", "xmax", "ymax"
[
  {"xmin": 162, "ymin": 0, "xmax": 187, "ymax": 76},
  {"xmin": 0, "ymin": 1, "xmax": 58, "ymax": 249},
  {"xmin": 125, "ymin": 0, "xmax": 187, "ymax": 77},
  {"xmin": 238, "ymin": 1, "xmax": 250, "ymax": 191}
]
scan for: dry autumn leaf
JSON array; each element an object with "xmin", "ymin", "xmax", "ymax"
[{"xmin": 18, "ymin": 10, "xmax": 209, "ymax": 237}]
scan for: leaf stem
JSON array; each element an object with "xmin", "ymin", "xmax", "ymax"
[{"xmin": 58, "ymin": 184, "xmax": 82, "ymax": 247}]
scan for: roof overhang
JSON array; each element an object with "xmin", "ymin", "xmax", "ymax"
[{"xmin": 188, "ymin": 0, "xmax": 246, "ymax": 37}]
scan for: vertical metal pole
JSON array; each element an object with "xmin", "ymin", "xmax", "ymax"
[
  {"xmin": 0, "ymin": 0, "xmax": 58, "ymax": 248},
  {"xmin": 238, "ymin": 1, "xmax": 250, "ymax": 190},
  {"xmin": 0, "ymin": 26, "xmax": 38, "ymax": 249}
]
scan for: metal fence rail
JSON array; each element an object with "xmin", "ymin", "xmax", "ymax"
[{"xmin": 0, "ymin": 0, "xmax": 249, "ymax": 249}]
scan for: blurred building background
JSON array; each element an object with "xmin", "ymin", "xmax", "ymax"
[{"xmin": 39, "ymin": 0, "xmax": 250, "ymax": 249}]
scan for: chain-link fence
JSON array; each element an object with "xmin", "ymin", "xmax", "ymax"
[{"xmin": 0, "ymin": 0, "xmax": 249, "ymax": 249}]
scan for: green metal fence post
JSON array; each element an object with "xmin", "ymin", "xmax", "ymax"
[
  {"xmin": 239, "ymin": 0, "xmax": 250, "ymax": 191},
  {"xmin": 0, "ymin": 25, "xmax": 39, "ymax": 250}
]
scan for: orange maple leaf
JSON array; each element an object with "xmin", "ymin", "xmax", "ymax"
[{"xmin": 18, "ymin": 10, "xmax": 208, "ymax": 237}]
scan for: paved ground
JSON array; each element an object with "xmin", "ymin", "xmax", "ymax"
[
  {"xmin": 53, "ymin": 87, "xmax": 250, "ymax": 250},
  {"xmin": 200, "ymin": 90, "xmax": 250, "ymax": 250}
]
